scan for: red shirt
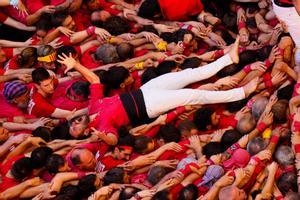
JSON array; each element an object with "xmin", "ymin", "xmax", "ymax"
[
  {"xmin": 100, "ymin": 155, "xmax": 125, "ymax": 171},
  {"xmin": 4, "ymin": 55, "xmax": 19, "ymax": 71},
  {"xmin": 80, "ymin": 46, "xmax": 102, "ymax": 69},
  {"xmin": 24, "ymin": 0, "xmax": 45, "ymax": 14},
  {"xmin": 1, "ymin": 5, "xmax": 27, "ymax": 24},
  {"xmin": 88, "ymin": 83, "xmax": 130, "ymax": 136},
  {"xmin": 2, "ymin": 48, "xmax": 14, "ymax": 60},
  {"xmin": 0, "ymin": 12, "xmax": 8, "ymax": 22},
  {"xmin": 158, "ymin": 0, "xmax": 203, "ymax": 21}
]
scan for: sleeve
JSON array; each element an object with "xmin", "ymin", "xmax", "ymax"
[
  {"xmin": 89, "ymin": 83, "xmax": 104, "ymax": 102},
  {"xmin": 0, "ymin": 12, "xmax": 8, "ymax": 23},
  {"xmin": 29, "ymin": 96, "xmax": 56, "ymax": 117},
  {"xmin": 2, "ymin": 48, "xmax": 14, "ymax": 59}
]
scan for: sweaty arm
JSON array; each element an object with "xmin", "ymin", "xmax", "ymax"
[{"xmin": 294, "ymin": 0, "xmax": 300, "ymax": 15}]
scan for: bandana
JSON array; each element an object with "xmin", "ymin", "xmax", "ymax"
[{"xmin": 37, "ymin": 52, "xmax": 56, "ymax": 63}]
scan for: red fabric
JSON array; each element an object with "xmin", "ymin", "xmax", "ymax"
[
  {"xmin": 0, "ymin": 93, "xmax": 25, "ymax": 119},
  {"xmin": 4, "ymin": 55, "xmax": 19, "ymax": 71},
  {"xmin": 101, "ymin": 155, "xmax": 125, "ymax": 171},
  {"xmin": 72, "ymin": 8, "xmax": 92, "ymax": 31},
  {"xmin": 218, "ymin": 114, "xmax": 238, "ymax": 129},
  {"xmin": 158, "ymin": 0, "xmax": 204, "ymax": 21},
  {"xmin": 292, "ymin": 82, "xmax": 300, "ymax": 97},
  {"xmin": 80, "ymin": 46, "xmax": 103, "ymax": 69},
  {"xmin": 158, "ymin": 140, "xmax": 189, "ymax": 160},
  {"xmin": 24, "ymin": 0, "xmax": 45, "ymax": 14},
  {"xmin": 50, "ymin": 0, "xmax": 65, "ymax": 5},
  {"xmin": 2, "ymin": 48, "xmax": 14, "ymax": 60},
  {"xmin": 0, "ymin": 12, "xmax": 8, "ymax": 22},
  {"xmin": 170, "ymin": 183, "xmax": 184, "ymax": 199},
  {"xmin": 2, "ymin": 5, "xmax": 28, "ymax": 24}
]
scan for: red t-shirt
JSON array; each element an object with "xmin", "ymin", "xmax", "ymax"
[
  {"xmin": 2, "ymin": 48, "xmax": 14, "ymax": 60},
  {"xmin": 0, "ymin": 11, "xmax": 8, "ymax": 23},
  {"xmin": 4, "ymin": 55, "xmax": 19, "ymax": 71},
  {"xmin": 24, "ymin": 0, "xmax": 45, "ymax": 14},
  {"xmin": 80, "ymin": 46, "xmax": 103, "ymax": 69},
  {"xmin": 1, "ymin": 5, "xmax": 27, "ymax": 24},
  {"xmin": 100, "ymin": 155, "xmax": 125, "ymax": 171}
]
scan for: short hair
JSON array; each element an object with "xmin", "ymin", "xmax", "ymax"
[
  {"xmin": 119, "ymin": 187, "xmax": 141, "ymax": 200},
  {"xmin": 236, "ymin": 113, "xmax": 256, "ymax": 134},
  {"xmin": 67, "ymin": 81, "xmax": 90, "ymax": 101},
  {"xmin": 117, "ymin": 43, "xmax": 134, "ymax": 61},
  {"xmin": 103, "ymin": 167, "xmax": 125, "ymax": 185},
  {"xmin": 134, "ymin": 136, "xmax": 152, "ymax": 153},
  {"xmin": 223, "ymin": 12, "xmax": 237, "ymax": 30},
  {"xmin": 99, "ymin": 66, "xmax": 130, "ymax": 89},
  {"xmin": 178, "ymin": 184, "xmax": 199, "ymax": 200},
  {"xmin": 45, "ymin": 154, "xmax": 66, "ymax": 173},
  {"xmin": 178, "ymin": 119, "xmax": 197, "ymax": 133},
  {"xmin": 147, "ymin": 166, "xmax": 167, "ymax": 185},
  {"xmin": 17, "ymin": 47, "xmax": 37, "ymax": 67},
  {"xmin": 156, "ymin": 61, "xmax": 177, "ymax": 75},
  {"xmin": 246, "ymin": 17, "xmax": 257, "ymax": 29},
  {"xmin": 252, "ymin": 97, "xmax": 269, "ymax": 120},
  {"xmin": 275, "ymin": 145, "xmax": 295, "ymax": 166},
  {"xmin": 32, "ymin": 127, "xmax": 52, "ymax": 142},
  {"xmin": 32, "ymin": 67, "xmax": 50, "ymax": 84},
  {"xmin": 95, "ymin": 44, "xmax": 120, "ymax": 64},
  {"xmin": 180, "ymin": 57, "xmax": 202, "ymax": 70},
  {"xmin": 246, "ymin": 137, "xmax": 266, "ymax": 156},
  {"xmin": 152, "ymin": 190, "xmax": 170, "ymax": 200},
  {"xmin": 56, "ymin": 46, "xmax": 78, "ymax": 67},
  {"xmin": 158, "ymin": 124, "xmax": 181, "ymax": 143},
  {"xmin": 271, "ymin": 100, "xmax": 288, "ymax": 124},
  {"xmin": 30, "ymin": 146, "xmax": 53, "ymax": 169},
  {"xmin": 37, "ymin": 45, "xmax": 55, "ymax": 57},
  {"xmin": 160, "ymin": 32, "xmax": 176, "ymax": 43},
  {"xmin": 103, "ymin": 16, "xmax": 130, "ymax": 36},
  {"xmin": 141, "ymin": 67, "xmax": 157, "ymax": 84},
  {"xmin": 193, "ymin": 107, "xmax": 215, "ymax": 131},
  {"xmin": 78, "ymin": 174, "xmax": 97, "ymax": 197},
  {"xmin": 221, "ymin": 129, "xmax": 242, "ymax": 150},
  {"xmin": 202, "ymin": 142, "xmax": 224, "ymax": 157},
  {"xmin": 174, "ymin": 29, "xmax": 193, "ymax": 43},
  {"xmin": 51, "ymin": 11, "xmax": 68, "ymax": 27},
  {"xmin": 278, "ymin": 84, "xmax": 294, "ymax": 100},
  {"xmin": 138, "ymin": 0, "xmax": 161, "ymax": 19},
  {"xmin": 226, "ymin": 99, "xmax": 248, "ymax": 113},
  {"xmin": 277, "ymin": 172, "xmax": 298, "ymax": 194},
  {"xmin": 59, "ymin": 185, "xmax": 79, "ymax": 199},
  {"xmin": 51, "ymin": 121, "xmax": 72, "ymax": 140},
  {"xmin": 217, "ymin": 64, "xmax": 239, "ymax": 78},
  {"xmin": 11, "ymin": 157, "xmax": 33, "ymax": 180}
]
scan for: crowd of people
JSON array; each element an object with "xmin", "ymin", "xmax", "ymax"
[{"xmin": 0, "ymin": 0, "xmax": 299, "ymax": 199}]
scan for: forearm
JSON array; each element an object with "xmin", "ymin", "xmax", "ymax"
[
  {"xmin": 0, "ymin": 180, "xmax": 33, "ymax": 199},
  {"xmin": 261, "ymin": 171, "xmax": 276, "ymax": 198},
  {"xmin": 26, "ymin": 10, "xmax": 43, "ymax": 26},
  {"xmin": 2, "ymin": 122, "xmax": 35, "ymax": 131},
  {"xmin": 293, "ymin": 0, "xmax": 300, "ymax": 15},
  {"xmin": 0, "ymin": 140, "xmax": 15, "ymax": 158},
  {"xmin": 4, "ymin": 17, "xmax": 35, "ymax": 32},
  {"xmin": 19, "ymin": 183, "xmax": 49, "ymax": 199},
  {"xmin": 43, "ymin": 28, "xmax": 61, "ymax": 44},
  {"xmin": 99, "ymin": 133, "xmax": 117, "ymax": 146},
  {"xmin": 0, "ymin": 39, "xmax": 27, "ymax": 48},
  {"xmin": 5, "ymin": 141, "xmax": 31, "ymax": 161},
  {"xmin": 70, "ymin": 29, "xmax": 90, "ymax": 44},
  {"xmin": 0, "ymin": 74, "xmax": 19, "ymax": 83},
  {"xmin": 74, "ymin": 62, "xmax": 100, "ymax": 84}
]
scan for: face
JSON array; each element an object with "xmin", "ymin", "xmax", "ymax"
[
  {"xmin": 42, "ymin": 61, "xmax": 56, "ymax": 70},
  {"xmin": 38, "ymin": 77, "xmax": 55, "ymax": 95},
  {"xmin": 123, "ymin": 171, "xmax": 130, "ymax": 184},
  {"xmin": 122, "ymin": 75, "xmax": 134, "ymax": 88},
  {"xmin": 0, "ymin": 127, "xmax": 10, "ymax": 143},
  {"xmin": 62, "ymin": 15, "xmax": 76, "ymax": 31},
  {"xmin": 36, "ymin": 30, "xmax": 47, "ymax": 41},
  {"xmin": 0, "ymin": 48, "xmax": 7, "ymax": 63},
  {"xmin": 12, "ymin": 90, "xmax": 30, "ymax": 109},
  {"xmin": 183, "ymin": 34, "xmax": 193, "ymax": 44},
  {"xmin": 146, "ymin": 140, "xmax": 155, "ymax": 153},
  {"xmin": 211, "ymin": 112, "xmax": 220, "ymax": 126},
  {"xmin": 231, "ymin": 187, "xmax": 247, "ymax": 200},
  {"xmin": 88, "ymin": 0, "xmax": 101, "ymax": 10},
  {"xmin": 91, "ymin": 10, "xmax": 111, "ymax": 22},
  {"xmin": 59, "ymin": 161, "xmax": 71, "ymax": 172},
  {"xmin": 115, "ymin": 148, "xmax": 132, "ymax": 161},
  {"xmin": 69, "ymin": 115, "xmax": 89, "ymax": 138},
  {"xmin": 77, "ymin": 149, "xmax": 96, "ymax": 170}
]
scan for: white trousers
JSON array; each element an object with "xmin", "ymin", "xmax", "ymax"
[
  {"xmin": 141, "ymin": 54, "xmax": 246, "ymax": 118},
  {"xmin": 272, "ymin": 1, "xmax": 300, "ymax": 65}
]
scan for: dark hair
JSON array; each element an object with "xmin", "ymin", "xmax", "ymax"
[
  {"xmin": 134, "ymin": 136, "xmax": 152, "ymax": 154},
  {"xmin": 271, "ymin": 100, "xmax": 288, "ymax": 124},
  {"xmin": 141, "ymin": 25, "xmax": 159, "ymax": 35},
  {"xmin": 247, "ymin": 137, "xmax": 266, "ymax": 156},
  {"xmin": 214, "ymin": 27, "xmax": 235, "ymax": 44},
  {"xmin": 193, "ymin": 107, "xmax": 215, "ymax": 131},
  {"xmin": 78, "ymin": 174, "xmax": 97, "ymax": 197},
  {"xmin": 278, "ymin": 84, "xmax": 294, "ymax": 100},
  {"xmin": 202, "ymin": 142, "xmax": 224, "ymax": 157},
  {"xmin": 103, "ymin": 16, "xmax": 130, "ymax": 35},
  {"xmin": 217, "ymin": 64, "xmax": 239, "ymax": 78},
  {"xmin": 103, "ymin": 167, "xmax": 125, "ymax": 185},
  {"xmin": 226, "ymin": 99, "xmax": 248, "ymax": 113},
  {"xmin": 32, "ymin": 127, "xmax": 52, "ymax": 142},
  {"xmin": 238, "ymin": 50, "xmax": 258, "ymax": 67},
  {"xmin": 117, "ymin": 43, "xmax": 134, "ymax": 61},
  {"xmin": 30, "ymin": 146, "xmax": 53, "ymax": 169},
  {"xmin": 158, "ymin": 124, "xmax": 181, "ymax": 143},
  {"xmin": 152, "ymin": 190, "xmax": 170, "ymax": 200},
  {"xmin": 51, "ymin": 121, "xmax": 72, "ymax": 140},
  {"xmin": 56, "ymin": 46, "xmax": 78, "ymax": 68},
  {"xmin": 119, "ymin": 187, "xmax": 141, "ymax": 200},
  {"xmin": 147, "ymin": 166, "xmax": 167, "ymax": 185},
  {"xmin": 36, "ymin": 15, "xmax": 52, "ymax": 32},
  {"xmin": 160, "ymin": 32, "xmax": 176, "ymax": 43},
  {"xmin": 71, "ymin": 152, "xmax": 82, "ymax": 166},
  {"xmin": 17, "ymin": 47, "xmax": 37, "ymax": 68},
  {"xmin": 277, "ymin": 172, "xmax": 298, "ymax": 194},
  {"xmin": 53, "ymin": 195, "xmax": 73, "ymax": 200},
  {"xmin": 51, "ymin": 11, "xmax": 69, "ymax": 27},
  {"xmin": 221, "ymin": 129, "xmax": 242, "ymax": 150},
  {"xmin": 67, "ymin": 81, "xmax": 91, "ymax": 101},
  {"xmin": 178, "ymin": 184, "xmax": 199, "ymax": 200},
  {"xmin": 257, "ymin": 46, "xmax": 273, "ymax": 61},
  {"xmin": 180, "ymin": 57, "xmax": 201, "ymax": 70},
  {"xmin": 245, "ymin": 17, "xmax": 257, "ymax": 29},
  {"xmin": 45, "ymin": 154, "xmax": 66, "ymax": 173},
  {"xmin": 175, "ymin": 29, "xmax": 193, "ymax": 43},
  {"xmin": 138, "ymin": 0, "xmax": 161, "ymax": 20},
  {"xmin": 32, "ymin": 67, "xmax": 50, "ymax": 84},
  {"xmin": 11, "ymin": 157, "xmax": 33, "ymax": 180},
  {"xmin": 141, "ymin": 67, "xmax": 158, "ymax": 84},
  {"xmin": 118, "ymin": 126, "xmax": 135, "ymax": 147},
  {"xmin": 99, "ymin": 66, "xmax": 130, "ymax": 89},
  {"xmin": 156, "ymin": 61, "xmax": 177, "ymax": 75},
  {"xmin": 58, "ymin": 185, "xmax": 80, "ymax": 199},
  {"xmin": 222, "ymin": 12, "xmax": 237, "ymax": 31}
]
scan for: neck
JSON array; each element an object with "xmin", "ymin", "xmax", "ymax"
[{"xmin": 37, "ymin": 88, "xmax": 47, "ymax": 97}]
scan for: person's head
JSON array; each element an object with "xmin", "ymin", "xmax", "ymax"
[
  {"xmin": 11, "ymin": 157, "xmax": 33, "ymax": 180},
  {"xmin": 236, "ymin": 112, "xmax": 256, "ymax": 134},
  {"xmin": 180, "ymin": 57, "xmax": 201, "ymax": 70},
  {"xmin": 91, "ymin": 10, "xmax": 111, "ymax": 27},
  {"xmin": 278, "ymin": 84, "xmax": 294, "ymax": 100},
  {"xmin": 202, "ymin": 142, "xmax": 224, "ymax": 158},
  {"xmin": 147, "ymin": 166, "xmax": 167, "ymax": 186},
  {"xmin": 257, "ymin": 46, "xmax": 273, "ymax": 61},
  {"xmin": 222, "ymin": 148, "xmax": 250, "ymax": 170},
  {"xmin": 103, "ymin": 16, "xmax": 130, "ymax": 36},
  {"xmin": 17, "ymin": 47, "xmax": 38, "ymax": 68},
  {"xmin": 160, "ymin": 32, "xmax": 176, "ymax": 43},
  {"xmin": 58, "ymin": 185, "xmax": 79, "ymax": 199},
  {"xmin": 32, "ymin": 67, "xmax": 55, "ymax": 95},
  {"xmin": 66, "ymin": 81, "xmax": 90, "ymax": 102},
  {"xmin": 223, "ymin": 12, "xmax": 237, "ymax": 30},
  {"xmin": 68, "ymin": 115, "xmax": 90, "ymax": 138},
  {"xmin": 45, "ymin": 154, "xmax": 69, "ymax": 173},
  {"xmin": 103, "ymin": 167, "xmax": 129, "ymax": 185},
  {"xmin": 52, "ymin": 121, "xmax": 72, "ymax": 140},
  {"xmin": 226, "ymin": 99, "xmax": 248, "ymax": 113},
  {"xmin": 217, "ymin": 64, "xmax": 238, "ymax": 78},
  {"xmin": 30, "ymin": 146, "xmax": 53, "ymax": 169},
  {"xmin": 246, "ymin": 17, "xmax": 258, "ymax": 34},
  {"xmin": 36, "ymin": 17, "xmax": 51, "ymax": 40},
  {"xmin": 219, "ymin": 185, "xmax": 247, "ymax": 200},
  {"xmin": 284, "ymin": 191, "xmax": 300, "ymax": 200},
  {"xmin": 134, "ymin": 136, "xmax": 155, "ymax": 154},
  {"xmin": 116, "ymin": 43, "xmax": 134, "ymax": 61},
  {"xmin": 51, "ymin": 11, "xmax": 75, "ymax": 30},
  {"xmin": 0, "ymin": 127, "xmax": 10, "ymax": 143},
  {"xmin": 138, "ymin": 0, "xmax": 161, "ymax": 20},
  {"xmin": 152, "ymin": 190, "xmax": 171, "ymax": 200},
  {"xmin": 178, "ymin": 184, "xmax": 199, "ymax": 200},
  {"xmin": 271, "ymin": 100, "xmax": 289, "ymax": 124},
  {"xmin": 71, "ymin": 147, "xmax": 96, "ymax": 170},
  {"xmin": 3, "ymin": 80, "xmax": 30, "ymax": 109},
  {"xmin": 238, "ymin": 50, "xmax": 258, "ymax": 67},
  {"xmin": 78, "ymin": 174, "xmax": 101, "ymax": 197},
  {"xmin": 32, "ymin": 127, "xmax": 52, "ymax": 142},
  {"xmin": 194, "ymin": 107, "xmax": 219, "ymax": 131},
  {"xmin": 275, "ymin": 145, "xmax": 295, "ymax": 167},
  {"xmin": 95, "ymin": 44, "xmax": 120, "ymax": 64},
  {"xmin": 113, "ymin": 146, "xmax": 133, "ymax": 161},
  {"xmin": 246, "ymin": 137, "xmax": 267, "ymax": 156},
  {"xmin": 214, "ymin": 28, "xmax": 235, "ymax": 44},
  {"xmin": 178, "ymin": 119, "xmax": 198, "ymax": 140},
  {"xmin": 56, "ymin": 45, "xmax": 78, "ymax": 70},
  {"xmin": 175, "ymin": 29, "xmax": 194, "ymax": 44},
  {"xmin": 221, "ymin": 129, "xmax": 242, "ymax": 150},
  {"xmin": 198, "ymin": 165, "xmax": 224, "ymax": 188},
  {"xmin": 277, "ymin": 172, "xmax": 298, "ymax": 195},
  {"xmin": 99, "ymin": 66, "xmax": 131, "ymax": 89},
  {"xmin": 251, "ymin": 97, "xmax": 269, "ymax": 121},
  {"xmin": 0, "ymin": 47, "xmax": 7, "ymax": 63},
  {"xmin": 37, "ymin": 45, "xmax": 56, "ymax": 70},
  {"xmin": 141, "ymin": 67, "xmax": 158, "ymax": 84},
  {"xmin": 119, "ymin": 187, "xmax": 141, "ymax": 200},
  {"xmin": 158, "ymin": 124, "xmax": 181, "ymax": 144},
  {"xmin": 156, "ymin": 61, "xmax": 178, "ymax": 75}
]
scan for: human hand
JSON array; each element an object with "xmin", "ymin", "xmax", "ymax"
[
  {"xmin": 17, "ymin": 73, "xmax": 32, "ymax": 83},
  {"xmin": 256, "ymin": 149, "xmax": 272, "ymax": 161},
  {"xmin": 57, "ymin": 53, "xmax": 77, "ymax": 74}
]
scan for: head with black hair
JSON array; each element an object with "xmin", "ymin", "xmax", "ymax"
[
  {"xmin": 277, "ymin": 172, "xmax": 298, "ymax": 194},
  {"xmin": 66, "ymin": 81, "xmax": 90, "ymax": 102},
  {"xmin": 180, "ymin": 57, "xmax": 201, "ymax": 69},
  {"xmin": 277, "ymin": 84, "xmax": 294, "ymax": 100},
  {"xmin": 152, "ymin": 189, "xmax": 171, "ymax": 200},
  {"xmin": 160, "ymin": 32, "xmax": 176, "ymax": 43},
  {"xmin": 271, "ymin": 99, "xmax": 289, "ymax": 124},
  {"xmin": 156, "ymin": 60, "xmax": 178, "ymax": 75},
  {"xmin": 91, "ymin": 10, "xmax": 111, "ymax": 26},
  {"xmin": 11, "ymin": 157, "xmax": 33, "ymax": 180},
  {"xmin": 103, "ymin": 167, "xmax": 129, "ymax": 185},
  {"xmin": 138, "ymin": 0, "xmax": 161, "ymax": 20},
  {"xmin": 178, "ymin": 184, "xmax": 199, "ymax": 200},
  {"xmin": 117, "ymin": 43, "xmax": 134, "ymax": 61},
  {"xmin": 119, "ymin": 187, "xmax": 141, "ymax": 200},
  {"xmin": 193, "ymin": 107, "xmax": 219, "ymax": 131},
  {"xmin": 51, "ymin": 11, "xmax": 75, "ymax": 31},
  {"xmin": 30, "ymin": 146, "xmax": 53, "ymax": 169},
  {"xmin": 78, "ymin": 174, "xmax": 101, "ymax": 198},
  {"xmin": 103, "ymin": 16, "xmax": 130, "ymax": 35},
  {"xmin": 175, "ymin": 29, "xmax": 194, "ymax": 44},
  {"xmin": 17, "ymin": 47, "xmax": 37, "ymax": 69},
  {"xmin": 55, "ymin": 45, "xmax": 78, "ymax": 69},
  {"xmin": 45, "ymin": 154, "xmax": 68, "ymax": 174},
  {"xmin": 32, "ymin": 127, "xmax": 52, "ymax": 142},
  {"xmin": 158, "ymin": 124, "xmax": 181, "ymax": 143},
  {"xmin": 141, "ymin": 67, "xmax": 158, "ymax": 84},
  {"xmin": 226, "ymin": 98, "xmax": 248, "ymax": 113},
  {"xmin": 147, "ymin": 166, "xmax": 167, "ymax": 186},
  {"xmin": 202, "ymin": 142, "xmax": 224, "ymax": 157},
  {"xmin": 32, "ymin": 67, "xmax": 55, "ymax": 95},
  {"xmin": 217, "ymin": 64, "xmax": 239, "ymax": 78},
  {"xmin": 58, "ymin": 185, "xmax": 80, "ymax": 199},
  {"xmin": 134, "ymin": 135, "xmax": 154, "ymax": 154},
  {"xmin": 221, "ymin": 129, "xmax": 242, "ymax": 150},
  {"xmin": 52, "ymin": 121, "xmax": 72, "ymax": 140}
]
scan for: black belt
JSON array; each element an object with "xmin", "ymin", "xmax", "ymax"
[
  {"xmin": 274, "ymin": 0, "xmax": 293, "ymax": 7},
  {"xmin": 120, "ymin": 89, "xmax": 150, "ymax": 126}
]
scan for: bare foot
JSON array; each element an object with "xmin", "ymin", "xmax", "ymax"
[
  {"xmin": 243, "ymin": 77, "xmax": 259, "ymax": 97},
  {"xmin": 229, "ymin": 36, "xmax": 240, "ymax": 64}
]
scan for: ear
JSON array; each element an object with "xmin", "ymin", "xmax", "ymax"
[
  {"xmin": 206, "ymin": 125, "xmax": 212, "ymax": 130},
  {"xmin": 120, "ymin": 83, "xmax": 125, "ymax": 89}
]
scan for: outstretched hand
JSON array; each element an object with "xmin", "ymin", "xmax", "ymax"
[{"xmin": 57, "ymin": 53, "xmax": 77, "ymax": 74}]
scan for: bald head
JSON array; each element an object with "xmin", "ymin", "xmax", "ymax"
[
  {"xmin": 236, "ymin": 113, "xmax": 256, "ymax": 134},
  {"xmin": 219, "ymin": 185, "xmax": 247, "ymax": 200},
  {"xmin": 252, "ymin": 97, "xmax": 268, "ymax": 121}
]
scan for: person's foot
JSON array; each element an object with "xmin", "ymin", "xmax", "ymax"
[
  {"xmin": 229, "ymin": 36, "xmax": 240, "ymax": 64},
  {"xmin": 243, "ymin": 77, "xmax": 259, "ymax": 97}
]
